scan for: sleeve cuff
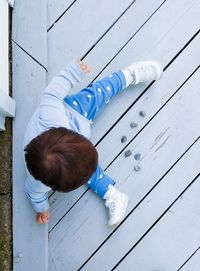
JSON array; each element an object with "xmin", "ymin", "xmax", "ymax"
[{"xmin": 68, "ymin": 59, "xmax": 86, "ymax": 82}]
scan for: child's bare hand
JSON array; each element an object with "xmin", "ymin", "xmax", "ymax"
[
  {"xmin": 76, "ymin": 59, "xmax": 91, "ymax": 74},
  {"xmin": 36, "ymin": 210, "xmax": 50, "ymax": 224}
]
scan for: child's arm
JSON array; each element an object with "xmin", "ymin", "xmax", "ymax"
[
  {"xmin": 25, "ymin": 174, "xmax": 51, "ymax": 214},
  {"xmin": 39, "ymin": 59, "xmax": 90, "ymax": 129}
]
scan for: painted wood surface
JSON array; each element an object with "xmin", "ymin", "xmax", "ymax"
[
  {"xmin": 81, "ymin": 139, "xmax": 200, "ymax": 271},
  {"xmin": 48, "ymin": 0, "xmax": 200, "ymax": 143},
  {"xmin": 179, "ymin": 248, "xmax": 200, "ymax": 271},
  {"xmin": 48, "ymin": 0, "xmax": 165, "ymax": 224},
  {"xmin": 47, "ymin": 0, "xmax": 76, "ymax": 30},
  {"xmin": 12, "ymin": 0, "xmax": 200, "ymax": 269},
  {"xmin": 115, "ymin": 175, "xmax": 200, "ymax": 271},
  {"xmin": 88, "ymin": 0, "xmax": 200, "ymax": 144},
  {"xmin": 48, "ymin": 4, "xmax": 200, "ymax": 231},
  {"xmin": 12, "ymin": 43, "xmax": 48, "ymax": 271},
  {"xmin": 49, "ymin": 64, "xmax": 200, "ymax": 270},
  {"xmin": 12, "ymin": 0, "xmax": 47, "ymax": 68},
  {"xmin": 47, "ymin": 0, "xmax": 135, "ymax": 80}
]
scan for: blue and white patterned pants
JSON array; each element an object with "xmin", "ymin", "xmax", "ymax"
[{"xmin": 64, "ymin": 70, "xmax": 126, "ymax": 198}]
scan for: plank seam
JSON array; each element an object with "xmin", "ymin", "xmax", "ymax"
[
  {"xmin": 47, "ymin": 0, "xmax": 77, "ymax": 32},
  {"xmin": 78, "ymin": 137, "xmax": 200, "ymax": 270},
  {"xmin": 82, "ymin": 0, "xmax": 167, "ymax": 65},
  {"xmin": 105, "ymin": 63, "xmax": 200, "ymax": 170},
  {"xmin": 47, "ymin": 0, "xmax": 166, "ymax": 201},
  {"xmin": 177, "ymin": 246, "xmax": 200, "ymax": 270},
  {"xmin": 12, "ymin": 39, "xmax": 48, "ymax": 72},
  {"xmin": 49, "ymin": 188, "xmax": 89, "ymax": 233},
  {"xmin": 49, "ymin": 32, "xmax": 200, "ymax": 227},
  {"xmin": 95, "ymin": 28, "xmax": 200, "ymax": 148},
  {"xmin": 80, "ymin": 0, "xmax": 137, "ymax": 61},
  {"xmin": 111, "ymin": 173, "xmax": 200, "ymax": 270}
]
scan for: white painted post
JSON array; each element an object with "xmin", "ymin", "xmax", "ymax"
[{"xmin": 0, "ymin": 0, "xmax": 16, "ymax": 131}]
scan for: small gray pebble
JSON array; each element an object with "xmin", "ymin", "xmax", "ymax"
[
  {"xmin": 130, "ymin": 122, "xmax": 138, "ymax": 128},
  {"xmin": 121, "ymin": 136, "xmax": 127, "ymax": 143},
  {"xmin": 134, "ymin": 165, "xmax": 141, "ymax": 171},
  {"xmin": 124, "ymin": 150, "xmax": 132, "ymax": 157},
  {"xmin": 139, "ymin": 110, "xmax": 146, "ymax": 117},
  {"xmin": 134, "ymin": 153, "xmax": 141, "ymax": 160}
]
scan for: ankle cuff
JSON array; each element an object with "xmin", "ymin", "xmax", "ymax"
[{"xmin": 122, "ymin": 68, "xmax": 136, "ymax": 87}]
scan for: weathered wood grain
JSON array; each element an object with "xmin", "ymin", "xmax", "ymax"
[
  {"xmin": 47, "ymin": 0, "xmax": 76, "ymax": 30},
  {"xmin": 49, "ymin": 62, "xmax": 200, "ymax": 270},
  {"xmin": 12, "ymin": 0, "xmax": 47, "ymax": 68},
  {"xmin": 179, "ymin": 248, "xmax": 200, "ymax": 271},
  {"xmin": 12, "ymin": 43, "xmax": 48, "ymax": 271},
  {"xmin": 88, "ymin": 0, "xmax": 200, "ymax": 144},
  {"xmin": 49, "ymin": 21, "xmax": 200, "ymax": 231},
  {"xmin": 115, "ymin": 175, "xmax": 200, "ymax": 271},
  {"xmin": 47, "ymin": 0, "xmax": 135, "ymax": 80},
  {"xmin": 48, "ymin": 0, "xmax": 166, "ymax": 229},
  {"xmin": 81, "ymin": 140, "xmax": 200, "ymax": 271}
]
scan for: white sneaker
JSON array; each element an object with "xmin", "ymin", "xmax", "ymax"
[
  {"xmin": 128, "ymin": 61, "xmax": 163, "ymax": 85},
  {"xmin": 104, "ymin": 186, "xmax": 129, "ymax": 227}
]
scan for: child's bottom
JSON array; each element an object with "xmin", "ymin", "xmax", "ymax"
[{"xmin": 64, "ymin": 70, "xmax": 127, "ymax": 198}]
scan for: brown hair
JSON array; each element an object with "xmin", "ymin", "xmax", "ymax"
[{"xmin": 24, "ymin": 127, "xmax": 98, "ymax": 192}]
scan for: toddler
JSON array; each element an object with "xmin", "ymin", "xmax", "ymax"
[{"xmin": 24, "ymin": 59, "xmax": 163, "ymax": 227}]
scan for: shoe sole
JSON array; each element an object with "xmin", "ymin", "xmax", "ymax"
[{"xmin": 109, "ymin": 194, "xmax": 129, "ymax": 228}]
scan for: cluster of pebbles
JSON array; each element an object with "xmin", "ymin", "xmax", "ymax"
[{"xmin": 120, "ymin": 110, "xmax": 146, "ymax": 171}]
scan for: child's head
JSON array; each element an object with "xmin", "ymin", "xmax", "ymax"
[{"xmin": 24, "ymin": 127, "xmax": 98, "ymax": 192}]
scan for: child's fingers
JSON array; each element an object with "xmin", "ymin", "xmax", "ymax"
[
  {"xmin": 36, "ymin": 215, "xmax": 43, "ymax": 224},
  {"xmin": 76, "ymin": 59, "xmax": 91, "ymax": 74},
  {"xmin": 36, "ymin": 211, "xmax": 50, "ymax": 224},
  {"xmin": 41, "ymin": 216, "xmax": 49, "ymax": 224}
]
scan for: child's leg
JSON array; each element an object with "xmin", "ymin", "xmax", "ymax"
[
  {"xmin": 64, "ymin": 70, "xmax": 128, "ymax": 121},
  {"xmin": 64, "ymin": 61, "xmax": 163, "ymax": 121},
  {"xmin": 87, "ymin": 164, "xmax": 129, "ymax": 227},
  {"xmin": 87, "ymin": 164, "xmax": 115, "ymax": 198}
]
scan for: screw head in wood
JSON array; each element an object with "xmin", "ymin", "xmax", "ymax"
[
  {"xmin": 134, "ymin": 153, "xmax": 141, "ymax": 160},
  {"xmin": 121, "ymin": 136, "xmax": 127, "ymax": 143},
  {"xmin": 124, "ymin": 150, "xmax": 132, "ymax": 157},
  {"xmin": 134, "ymin": 165, "xmax": 141, "ymax": 171},
  {"xmin": 139, "ymin": 110, "xmax": 146, "ymax": 117},
  {"xmin": 130, "ymin": 122, "xmax": 138, "ymax": 128}
]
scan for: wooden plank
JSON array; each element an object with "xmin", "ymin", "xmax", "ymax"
[
  {"xmin": 12, "ymin": 43, "xmax": 48, "ymax": 271},
  {"xmin": 47, "ymin": 0, "xmax": 75, "ymax": 30},
  {"xmin": 47, "ymin": 0, "xmax": 135, "ymax": 80},
  {"xmin": 48, "ymin": 0, "xmax": 165, "ymax": 223},
  {"xmin": 85, "ymin": 0, "xmax": 200, "ymax": 144},
  {"xmin": 49, "ymin": 61, "xmax": 200, "ymax": 270},
  {"xmin": 179, "ymin": 248, "xmax": 200, "ymax": 271},
  {"xmin": 81, "ymin": 140, "xmax": 200, "ymax": 271},
  {"xmin": 49, "ymin": 2, "xmax": 194, "ymax": 226},
  {"xmin": 49, "ymin": 28, "xmax": 200, "ymax": 230},
  {"xmin": 12, "ymin": 0, "xmax": 47, "ymax": 68},
  {"xmin": 97, "ymin": 32, "xmax": 200, "ymax": 169},
  {"xmin": 115, "ymin": 175, "xmax": 200, "ymax": 271}
]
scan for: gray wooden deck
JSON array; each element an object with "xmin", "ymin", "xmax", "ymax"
[{"xmin": 12, "ymin": 0, "xmax": 200, "ymax": 270}]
